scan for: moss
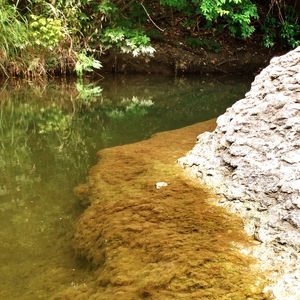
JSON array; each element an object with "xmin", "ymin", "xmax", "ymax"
[{"xmin": 54, "ymin": 119, "xmax": 273, "ymax": 300}]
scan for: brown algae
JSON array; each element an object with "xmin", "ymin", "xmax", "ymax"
[{"xmin": 55, "ymin": 120, "xmax": 272, "ymax": 300}]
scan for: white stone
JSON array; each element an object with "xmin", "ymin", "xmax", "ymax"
[
  {"xmin": 179, "ymin": 47, "xmax": 300, "ymax": 300},
  {"xmin": 155, "ymin": 182, "xmax": 168, "ymax": 189}
]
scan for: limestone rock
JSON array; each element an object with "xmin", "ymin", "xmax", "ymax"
[{"xmin": 179, "ymin": 47, "xmax": 300, "ymax": 300}]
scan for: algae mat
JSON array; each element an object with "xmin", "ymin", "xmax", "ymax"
[{"xmin": 55, "ymin": 120, "xmax": 271, "ymax": 300}]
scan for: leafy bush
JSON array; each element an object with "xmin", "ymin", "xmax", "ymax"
[
  {"xmin": 75, "ymin": 52, "xmax": 102, "ymax": 78},
  {"xmin": 281, "ymin": 20, "xmax": 300, "ymax": 48},
  {"xmin": 0, "ymin": 0, "xmax": 299, "ymax": 77},
  {"xmin": 98, "ymin": 0, "xmax": 118, "ymax": 17},
  {"xmin": 161, "ymin": 0, "xmax": 258, "ymax": 38},
  {"xmin": 262, "ymin": 16, "xmax": 277, "ymax": 48},
  {"xmin": 262, "ymin": 3, "xmax": 299, "ymax": 49},
  {"xmin": 102, "ymin": 27, "xmax": 155, "ymax": 57},
  {"xmin": 0, "ymin": 2, "xmax": 29, "ymax": 59},
  {"xmin": 29, "ymin": 15, "xmax": 65, "ymax": 50}
]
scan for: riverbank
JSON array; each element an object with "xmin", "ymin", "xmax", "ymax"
[
  {"xmin": 54, "ymin": 120, "xmax": 272, "ymax": 299},
  {"xmin": 2, "ymin": 0, "xmax": 298, "ymax": 79},
  {"xmin": 1, "ymin": 31, "xmax": 282, "ymax": 78},
  {"xmin": 101, "ymin": 29, "xmax": 287, "ymax": 75},
  {"xmin": 101, "ymin": 38, "xmax": 281, "ymax": 75}
]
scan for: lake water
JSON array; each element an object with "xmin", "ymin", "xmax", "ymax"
[{"xmin": 0, "ymin": 75, "xmax": 251, "ymax": 299}]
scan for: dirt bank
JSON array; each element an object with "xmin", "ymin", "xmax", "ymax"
[
  {"xmin": 101, "ymin": 37, "xmax": 281, "ymax": 75},
  {"xmin": 54, "ymin": 120, "xmax": 272, "ymax": 300}
]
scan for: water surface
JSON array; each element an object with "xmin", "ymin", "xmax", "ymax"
[{"xmin": 0, "ymin": 75, "xmax": 251, "ymax": 299}]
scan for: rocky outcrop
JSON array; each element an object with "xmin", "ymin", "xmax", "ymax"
[{"xmin": 179, "ymin": 47, "xmax": 300, "ymax": 299}]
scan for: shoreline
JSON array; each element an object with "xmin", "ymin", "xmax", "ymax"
[{"xmin": 1, "ymin": 40, "xmax": 282, "ymax": 79}]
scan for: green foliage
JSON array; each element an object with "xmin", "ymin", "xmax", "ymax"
[
  {"xmin": 161, "ymin": 0, "xmax": 258, "ymax": 38},
  {"xmin": 281, "ymin": 21, "xmax": 300, "ymax": 48},
  {"xmin": 160, "ymin": 0, "xmax": 187, "ymax": 10},
  {"xmin": 29, "ymin": 15, "xmax": 65, "ymax": 49},
  {"xmin": 0, "ymin": 2, "xmax": 29, "ymax": 58},
  {"xmin": 75, "ymin": 52, "xmax": 102, "ymax": 78},
  {"xmin": 0, "ymin": 0, "xmax": 299, "ymax": 77},
  {"xmin": 262, "ymin": 4, "xmax": 299, "ymax": 49},
  {"xmin": 98, "ymin": 0, "xmax": 118, "ymax": 17},
  {"xmin": 102, "ymin": 27, "xmax": 155, "ymax": 57},
  {"xmin": 225, "ymin": 1, "xmax": 258, "ymax": 38},
  {"xmin": 262, "ymin": 16, "xmax": 277, "ymax": 48}
]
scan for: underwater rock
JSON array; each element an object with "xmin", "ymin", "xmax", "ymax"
[{"xmin": 179, "ymin": 46, "xmax": 300, "ymax": 299}]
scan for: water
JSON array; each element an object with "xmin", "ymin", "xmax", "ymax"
[{"xmin": 0, "ymin": 75, "xmax": 251, "ymax": 299}]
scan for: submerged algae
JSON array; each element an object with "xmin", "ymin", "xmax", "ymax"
[{"xmin": 54, "ymin": 120, "xmax": 272, "ymax": 300}]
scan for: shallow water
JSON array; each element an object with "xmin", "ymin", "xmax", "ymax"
[
  {"xmin": 0, "ymin": 75, "xmax": 251, "ymax": 299},
  {"xmin": 57, "ymin": 120, "xmax": 271, "ymax": 299}
]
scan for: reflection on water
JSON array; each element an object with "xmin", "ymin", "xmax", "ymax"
[{"xmin": 0, "ymin": 75, "xmax": 251, "ymax": 299}]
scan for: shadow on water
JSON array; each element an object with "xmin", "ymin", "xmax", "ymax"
[{"xmin": 0, "ymin": 75, "xmax": 262, "ymax": 299}]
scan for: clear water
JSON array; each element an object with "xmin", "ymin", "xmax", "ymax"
[{"xmin": 0, "ymin": 75, "xmax": 251, "ymax": 299}]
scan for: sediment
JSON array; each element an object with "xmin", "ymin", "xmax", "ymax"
[{"xmin": 54, "ymin": 121, "xmax": 272, "ymax": 300}]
